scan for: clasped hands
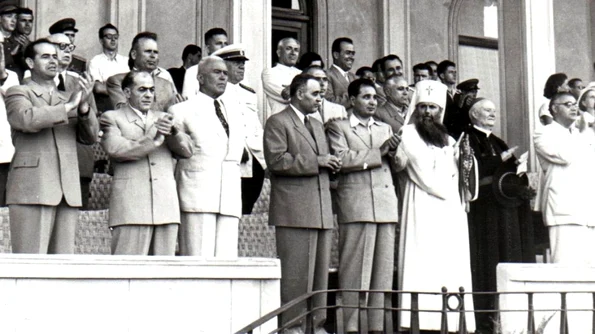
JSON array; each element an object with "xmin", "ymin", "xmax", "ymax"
[
  {"xmin": 317, "ymin": 154, "xmax": 341, "ymax": 173},
  {"xmin": 380, "ymin": 133, "xmax": 401, "ymax": 156}
]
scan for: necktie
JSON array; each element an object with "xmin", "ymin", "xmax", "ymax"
[
  {"xmin": 304, "ymin": 116, "xmax": 316, "ymax": 142},
  {"xmin": 214, "ymin": 100, "xmax": 229, "ymax": 137},
  {"xmin": 57, "ymin": 73, "xmax": 65, "ymax": 91},
  {"xmin": 344, "ymin": 72, "xmax": 350, "ymax": 82}
]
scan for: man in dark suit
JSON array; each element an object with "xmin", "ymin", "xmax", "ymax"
[
  {"xmin": 167, "ymin": 44, "xmax": 201, "ymax": 93},
  {"xmin": 326, "ymin": 37, "xmax": 356, "ymax": 109},
  {"xmin": 48, "ymin": 33, "xmax": 99, "ymax": 209},
  {"xmin": 264, "ymin": 74, "xmax": 341, "ymax": 334},
  {"xmin": 6, "ymin": 38, "xmax": 98, "ymax": 253}
]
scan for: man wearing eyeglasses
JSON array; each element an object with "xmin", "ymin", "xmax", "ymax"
[
  {"xmin": 49, "ymin": 18, "xmax": 86, "ymax": 75},
  {"xmin": 88, "ymin": 23, "xmax": 129, "ymax": 112},
  {"xmin": 534, "ymin": 92, "xmax": 595, "ymax": 264},
  {"xmin": 302, "ymin": 66, "xmax": 347, "ymax": 124},
  {"xmin": 375, "ymin": 75, "xmax": 410, "ymax": 217},
  {"xmin": 48, "ymin": 33, "xmax": 98, "ymax": 210}
]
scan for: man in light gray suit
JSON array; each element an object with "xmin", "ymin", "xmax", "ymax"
[{"xmin": 326, "ymin": 78, "xmax": 400, "ymax": 332}]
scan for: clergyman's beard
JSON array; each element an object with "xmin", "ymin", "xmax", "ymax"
[{"xmin": 415, "ymin": 116, "xmax": 449, "ymax": 148}]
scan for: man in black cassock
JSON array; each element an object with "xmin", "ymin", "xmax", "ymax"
[{"xmin": 464, "ymin": 98, "xmax": 536, "ymax": 334}]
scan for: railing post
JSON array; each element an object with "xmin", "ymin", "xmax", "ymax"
[
  {"xmin": 560, "ymin": 292, "xmax": 568, "ymax": 334},
  {"xmin": 527, "ymin": 292, "xmax": 535, "ymax": 334},
  {"xmin": 458, "ymin": 287, "xmax": 467, "ymax": 334},
  {"xmin": 336, "ymin": 291, "xmax": 345, "ymax": 334},
  {"xmin": 305, "ymin": 294, "xmax": 313, "ymax": 334},
  {"xmin": 441, "ymin": 287, "xmax": 449, "ymax": 334},
  {"xmin": 358, "ymin": 290, "xmax": 368, "ymax": 334},
  {"xmin": 384, "ymin": 291, "xmax": 393, "ymax": 334},
  {"xmin": 411, "ymin": 292, "xmax": 420, "ymax": 334}
]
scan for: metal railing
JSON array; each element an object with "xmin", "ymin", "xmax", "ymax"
[{"xmin": 234, "ymin": 288, "xmax": 595, "ymax": 334}]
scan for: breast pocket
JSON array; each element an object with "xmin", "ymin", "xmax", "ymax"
[{"xmin": 12, "ymin": 154, "xmax": 40, "ymax": 169}]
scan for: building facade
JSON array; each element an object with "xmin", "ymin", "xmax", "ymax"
[{"xmin": 17, "ymin": 0, "xmax": 594, "ymax": 171}]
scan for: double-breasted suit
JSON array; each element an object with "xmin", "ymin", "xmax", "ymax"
[
  {"xmin": 100, "ymin": 105, "xmax": 193, "ymax": 255},
  {"xmin": 326, "ymin": 65, "xmax": 356, "ymax": 109},
  {"xmin": 326, "ymin": 115, "xmax": 398, "ymax": 332},
  {"xmin": 264, "ymin": 106, "xmax": 334, "ymax": 329},
  {"xmin": 169, "ymin": 91, "xmax": 245, "ymax": 257},
  {"xmin": 6, "ymin": 81, "xmax": 99, "ymax": 253}
]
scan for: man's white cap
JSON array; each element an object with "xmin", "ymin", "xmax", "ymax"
[
  {"xmin": 405, "ymin": 80, "xmax": 449, "ymax": 124},
  {"xmin": 211, "ymin": 43, "xmax": 249, "ymax": 61}
]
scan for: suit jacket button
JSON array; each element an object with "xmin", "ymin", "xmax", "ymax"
[{"xmin": 151, "ymin": 162, "xmax": 156, "ymax": 166}]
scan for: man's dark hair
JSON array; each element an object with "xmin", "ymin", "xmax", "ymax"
[
  {"xmin": 425, "ymin": 61, "xmax": 438, "ymax": 76},
  {"xmin": 437, "ymin": 60, "xmax": 456, "ymax": 76},
  {"xmin": 347, "ymin": 78, "xmax": 375, "ymax": 98},
  {"xmin": 302, "ymin": 65, "xmax": 324, "ymax": 75},
  {"xmin": 24, "ymin": 38, "xmax": 52, "ymax": 62},
  {"xmin": 331, "ymin": 37, "xmax": 353, "ymax": 54},
  {"xmin": 543, "ymin": 73, "xmax": 568, "ymax": 99},
  {"xmin": 413, "ymin": 63, "xmax": 432, "ymax": 73},
  {"xmin": 98, "ymin": 23, "xmax": 118, "ymax": 39},
  {"xmin": 17, "ymin": 7, "xmax": 33, "ymax": 16},
  {"xmin": 121, "ymin": 71, "xmax": 142, "ymax": 90},
  {"xmin": 548, "ymin": 91, "xmax": 574, "ymax": 114},
  {"xmin": 381, "ymin": 54, "xmax": 402, "ymax": 72},
  {"xmin": 290, "ymin": 73, "xmax": 317, "ymax": 97},
  {"xmin": 128, "ymin": 31, "xmax": 158, "ymax": 69},
  {"xmin": 568, "ymin": 78, "xmax": 582, "ymax": 88},
  {"xmin": 372, "ymin": 58, "xmax": 384, "ymax": 73},
  {"xmin": 182, "ymin": 44, "xmax": 201, "ymax": 61},
  {"xmin": 297, "ymin": 51, "xmax": 324, "ymax": 70},
  {"xmin": 205, "ymin": 28, "xmax": 227, "ymax": 44},
  {"xmin": 355, "ymin": 66, "xmax": 373, "ymax": 78}
]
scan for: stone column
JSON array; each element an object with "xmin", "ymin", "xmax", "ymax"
[{"xmin": 499, "ymin": 0, "xmax": 555, "ymax": 170}]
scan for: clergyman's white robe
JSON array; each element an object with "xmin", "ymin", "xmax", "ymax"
[{"xmin": 395, "ymin": 124, "xmax": 475, "ymax": 331}]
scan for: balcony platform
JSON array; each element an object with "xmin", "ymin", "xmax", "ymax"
[
  {"xmin": 498, "ymin": 263, "xmax": 595, "ymax": 333},
  {"xmin": 0, "ymin": 255, "xmax": 280, "ymax": 334}
]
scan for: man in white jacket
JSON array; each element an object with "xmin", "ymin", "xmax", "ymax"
[{"xmin": 534, "ymin": 91, "xmax": 595, "ymax": 264}]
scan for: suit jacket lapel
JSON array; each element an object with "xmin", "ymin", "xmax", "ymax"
[
  {"xmin": 352, "ymin": 124, "xmax": 371, "ymax": 148},
  {"xmin": 124, "ymin": 105, "xmax": 146, "ymax": 131},
  {"xmin": 288, "ymin": 109, "xmax": 318, "ymax": 153},
  {"xmin": 29, "ymin": 82, "xmax": 54, "ymax": 105}
]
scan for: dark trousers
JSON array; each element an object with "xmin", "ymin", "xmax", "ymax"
[
  {"xmin": 241, "ymin": 158, "xmax": 265, "ymax": 214},
  {"xmin": 0, "ymin": 163, "xmax": 9, "ymax": 206}
]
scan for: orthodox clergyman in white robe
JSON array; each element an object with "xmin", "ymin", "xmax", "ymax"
[{"xmin": 395, "ymin": 80, "xmax": 475, "ymax": 332}]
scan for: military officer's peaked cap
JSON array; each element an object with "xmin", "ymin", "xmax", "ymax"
[
  {"xmin": 212, "ymin": 44, "xmax": 249, "ymax": 61},
  {"xmin": 49, "ymin": 18, "xmax": 78, "ymax": 34}
]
